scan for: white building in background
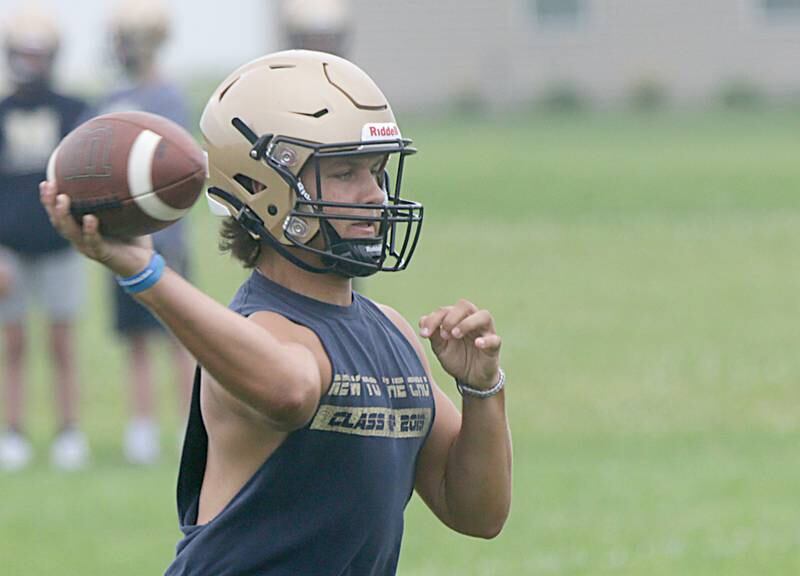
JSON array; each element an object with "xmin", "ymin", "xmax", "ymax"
[
  {"xmin": 3, "ymin": 0, "xmax": 798, "ymax": 110},
  {"xmin": 338, "ymin": 0, "xmax": 800, "ymax": 110}
]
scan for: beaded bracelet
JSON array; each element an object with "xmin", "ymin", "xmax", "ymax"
[
  {"xmin": 456, "ymin": 368, "xmax": 506, "ymax": 399},
  {"xmin": 115, "ymin": 252, "xmax": 166, "ymax": 294}
]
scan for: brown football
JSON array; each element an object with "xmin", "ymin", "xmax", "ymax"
[{"xmin": 47, "ymin": 111, "xmax": 206, "ymax": 238}]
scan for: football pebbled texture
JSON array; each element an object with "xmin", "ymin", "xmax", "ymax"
[{"xmin": 48, "ymin": 111, "xmax": 206, "ymax": 238}]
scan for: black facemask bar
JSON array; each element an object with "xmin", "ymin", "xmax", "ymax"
[{"xmin": 211, "ymin": 117, "xmax": 424, "ymax": 277}]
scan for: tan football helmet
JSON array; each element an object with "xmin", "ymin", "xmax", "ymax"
[
  {"xmin": 201, "ymin": 50, "xmax": 423, "ymax": 277},
  {"xmin": 3, "ymin": 3, "xmax": 60, "ymax": 86},
  {"xmin": 109, "ymin": 0, "xmax": 170, "ymax": 76}
]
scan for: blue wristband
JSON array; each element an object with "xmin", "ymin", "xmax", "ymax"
[{"xmin": 115, "ymin": 252, "xmax": 166, "ymax": 294}]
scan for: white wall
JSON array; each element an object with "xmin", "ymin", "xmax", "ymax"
[{"xmin": 346, "ymin": 0, "xmax": 800, "ymax": 109}]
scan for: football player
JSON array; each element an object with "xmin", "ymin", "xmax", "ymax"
[
  {"xmin": 96, "ymin": 0, "xmax": 195, "ymax": 465},
  {"xmin": 282, "ymin": 0, "xmax": 352, "ymax": 56},
  {"xmin": 42, "ymin": 50, "xmax": 511, "ymax": 574},
  {"xmin": 0, "ymin": 4, "xmax": 89, "ymax": 471}
]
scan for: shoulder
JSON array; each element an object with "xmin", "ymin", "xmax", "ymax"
[
  {"xmin": 375, "ymin": 302, "xmax": 413, "ymax": 336},
  {"xmin": 48, "ymin": 91, "xmax": 89, "ymax": 125},
  {"xmin": 92, "ymin": 89, "xmax": 134, "ymax": 115},
  {"xmin": 155, "ymin": 81, "xmax": 187, "ymax": 101},
  {"xmin": 228, "ymin": 273, "xmax": 258, "ymax": 312},
  {"xmin": 249, "ymin": 309, "xmax": 319, "ymax": 345},
  {"xmin": 97, "ymin": 87, "xmax": 128, "ymax": 106},
  {"xmin": 375, "ymin": 302, "xmax": 429, "ymax": 366},
  {"xmin": 0, "ymin": 93, "xmax": 18, "ymax": 117},
  {"xmin": 48, "ymin": 90, "xmax": 88, "ymax": 110},
  {"xmin": 149, "ymin": 81, "xmax": 190, "ymax": 126},
  {"xmin": 248, "ymin": 309, "xmax": 327, "ymax": 352}
]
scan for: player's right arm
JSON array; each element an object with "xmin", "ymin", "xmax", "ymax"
[
  {"xmin": 138, "ymin": 268, "xmax": 324, "ymax": 430},
  {"xmin": 41, "ymin": 182, "xmax": 324, "ymax": 431}
]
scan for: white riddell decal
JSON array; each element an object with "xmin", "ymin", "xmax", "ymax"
[{"xmin": 361, "ymin": 123, "xmax": 401, "ymax": 142}]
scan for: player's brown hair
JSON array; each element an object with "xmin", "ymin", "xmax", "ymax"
[{"xmin": 218, "ymin": 218, "xmax": 262, "ymax": 268}]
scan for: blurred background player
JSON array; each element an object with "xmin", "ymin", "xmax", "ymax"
[
  {"xmin": 0, "ymin": 4, "xmax": 89, "ymax": 471},
  {"xmin": 282, "ymin": 0, "xmax": 369, "ymax": 298},
  {"xmin": 281, "ymin": 0, "xmax": 352, "ymax": 57},
  {"xmin": 94, "ymin": 0, "xmax": 194, "ymax": 465}
]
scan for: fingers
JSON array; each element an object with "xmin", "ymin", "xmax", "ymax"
[
  {"xmin": 419, "ymin": 299, "xmax": 499, "ymax": 350},
  {"xmin": 419, "ymin": 300, "xmax": 485, "ymax": 337},
  {"xmin": 40, "ymin": 181, "xmax": 82, "ymax": 241},
  {"xmin": 39, "ymin": 180, "xmax": 57, "ymax": 219},
  {"xmin": 40, "ymin": 181, "xmax": 112, "ymax": 262},
  {"xmin": 419, "ymin": 300, "xmax": 473, "ymax": 339},
  {"xmin": 474, "ymin": 333, "xmax": 502, "ymax": 357},
  {"xmin": 449, "ymin": 309, "xmax": 494, "ymax": 340},
  {"xmin": 80, "ymin": 214, "xmax": 115, "ymax": 263},
  {"xmin": 419, "ymin": 306, "xmax": 453, "ymax": 339}
]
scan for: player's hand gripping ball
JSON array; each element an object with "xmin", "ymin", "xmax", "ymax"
[{"xmin": 47, "ymin": 111, "xmax": 206, "ymax": 238}]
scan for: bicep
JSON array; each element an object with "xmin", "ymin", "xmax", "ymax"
[
  {"xmin": 414, "ymin": 381, "xmax": 462, "ymax": 527},
  {"xmin": 374, "ymin": 303, "xmax": 464, "ymax": 524},
  {"xmin": 203, "ymin": 311, "xmax": 330, "ymax": 430},
  {"xmin": 249, "ymin": 311, "xmax": 332, "ymax": 395}
]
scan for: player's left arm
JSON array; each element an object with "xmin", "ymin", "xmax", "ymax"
[{"xmin": 380, "ymin": 301, "xmax": 512, "ymax": 539}]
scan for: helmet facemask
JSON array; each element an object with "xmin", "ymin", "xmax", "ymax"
[{"xmin": 208, "ymin": 117, "xmax": 423, "ymax": 278}]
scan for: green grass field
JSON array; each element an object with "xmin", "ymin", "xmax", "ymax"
[{"xmin": 2, "ymin": 109, "xmax": 800, "ymax": 574}]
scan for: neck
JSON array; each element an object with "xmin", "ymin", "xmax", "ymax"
[
  {"xmin": 128, "ymin": 64, "xmax": 159, "ymax": 85},
  {"xmin": 256, "ymin": 250, "xmax": 353, "ymax": 306}
]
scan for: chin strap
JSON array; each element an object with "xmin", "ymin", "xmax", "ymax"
[{"xmin": 322, "ymin": 221, "xmax": 383, "ymax": 278}]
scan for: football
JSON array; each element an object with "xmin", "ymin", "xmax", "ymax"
[{"xmin": 47, "ymin": 111, "xmax": 206, "ymax": 238}]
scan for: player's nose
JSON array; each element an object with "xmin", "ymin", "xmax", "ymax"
[{"xmin": 358, "ymin": 172, "xmax": 386, "ymax": 206}]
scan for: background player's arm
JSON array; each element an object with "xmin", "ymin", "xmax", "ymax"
[
  {"xmin": 380, "ymin": 304, "xmax": 512, "ymax": 538},
  {"xmin": 42, "ymin": 184, "xmax": 324, "ymax": 431}
]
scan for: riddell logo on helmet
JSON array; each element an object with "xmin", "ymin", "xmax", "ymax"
[{"xmin": 362, "ymin": 123, "xmax": 401, "ymax": 142}]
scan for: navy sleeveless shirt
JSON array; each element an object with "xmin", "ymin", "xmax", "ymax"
[{"xmin": 165, "ymin": 271, "xmax": 435, "ymax": 576}]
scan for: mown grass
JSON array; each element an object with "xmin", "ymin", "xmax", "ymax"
[{"xmin": 2, "ymin": 109, "xmax": 800, "ymax": 574}]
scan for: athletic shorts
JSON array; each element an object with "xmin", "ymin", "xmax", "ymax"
[
  {"xmin": 113, "ymin": 244, "xmax": 190, "ymax": 335},
  {"xmin": 0, "ymin": 247, "xmax": 85, "ymax": 323}
]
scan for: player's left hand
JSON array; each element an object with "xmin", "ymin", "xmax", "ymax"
[{"xmin": 419, "ymin": 300, "xmax": 502, "ymax": 391}]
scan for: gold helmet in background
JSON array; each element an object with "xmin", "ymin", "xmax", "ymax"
[
  {"xmin": 282, "ymin": 0, "xmax": 350, "ymax": 33},
  {"xmin": 3, "ymin": 3, "xmax": 60, "ymax": 87},
  {"xmin": 201, "ymin": 50, "xmax": 423, "ymax": 277},
  {"xmin": 109, "ymin": 0, "xmax": 170, "ymax": 76}
]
